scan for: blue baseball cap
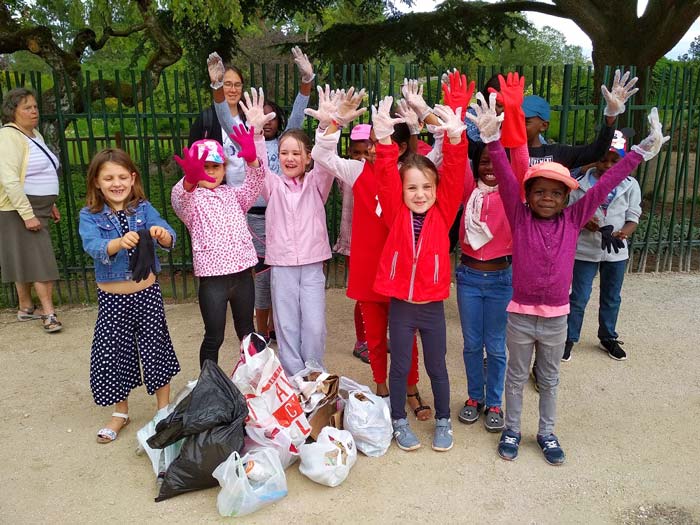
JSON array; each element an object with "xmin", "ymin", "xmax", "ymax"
[{"xmin": 522, "ymin": 95, "xmax": 551, "ymax": 121}]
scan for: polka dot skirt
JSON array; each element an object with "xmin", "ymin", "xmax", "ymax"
[{"xmin": 90, "ymin": 282, "xmax": 180, "ymax": 406}]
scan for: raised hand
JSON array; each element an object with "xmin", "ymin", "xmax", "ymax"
[
  {"xmin": 441, "ymin": 68, "xmax": 475, "ymax": 114},
  {"xmin": 602, "ymin": 69, "xmax": 639, "ymax": 117},
  {"xmin": 396, "ymin": 98, "xmax": 422, "ymax": 135},
  {"xmin": 291, "ymin": 46, "xmax": 315, "ymax": 84},
  {"xmin": 490, "ymin": 72, "xmax": 526, "ymax": 148},
  {"xmin": 229, "ymin": 123, "xmax": 258, "ymax": 163},
  {"xmin": 432, "ymin": 104, "xmax": 466, "ymax": 144},
  {"xmin": 207, "ymin": 52, "xmax": 225, "ymax": 89},
  {"xmin": 401, "ymin": 78, "xmax": 431, "ymax": 121},
  {"xmin": 630, "ymin": 107, "xmax": 670, "ymax": 161},
  {"xmin": 333, "ymin": 87, "xmax": 367, "ymax": 127},
  {"xmin": 304, "ymin": 84, "xmax": 340, "ymax": 129},
  {"xmin": 174, "ymin": 146, "xmax": 216, "ymax": 187},
  {"xmin": 238, "ymin": 87, "xmax": 275, "ymax": 134},
  {"xmin": 371, "ymin": 96, "xmax": 404, "ymax": 140},
  {"xmin": 465, "ymin": 92, "xmax": 504, "ymax": 144}
]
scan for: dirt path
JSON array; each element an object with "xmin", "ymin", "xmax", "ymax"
[{"xmin": 1, "ymin": 272, "xmax": 699, "ymax": 524}]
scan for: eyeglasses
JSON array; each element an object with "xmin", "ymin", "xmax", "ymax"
[{"xmin": 223, "ymin": 82, "xmax": 243, "ymax": 90}]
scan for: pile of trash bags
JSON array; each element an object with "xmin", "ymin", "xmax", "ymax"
[{"xmin": 139, "ymin": 333, "xmax": 393, "ymax": 517}]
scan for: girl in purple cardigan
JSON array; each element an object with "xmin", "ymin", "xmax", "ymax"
[{"xmin": 467, "ymin": 95, "xmax": 668, "ymax": 466}]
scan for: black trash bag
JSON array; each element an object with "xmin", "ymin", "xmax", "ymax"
[{"xmin": 147, "ymin": 360, "xmax": 248, "ymax": 502}]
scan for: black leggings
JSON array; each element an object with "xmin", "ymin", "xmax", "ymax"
[{"xmin": 198, "ymin": 270, "xmax": 255, "ymax": 367}]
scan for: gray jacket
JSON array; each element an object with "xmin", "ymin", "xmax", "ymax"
[{"xmin": 569, "ymin": 167, "xmax": 642, "ymax": 262}]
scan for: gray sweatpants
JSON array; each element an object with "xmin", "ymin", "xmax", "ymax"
[
  {"xmin": 504, "ymin": 312, "xmax": 566, "ymax": 436},
  {"xmin": 270, "ymin": 263, "xmax": 327, "ymax": 376}
]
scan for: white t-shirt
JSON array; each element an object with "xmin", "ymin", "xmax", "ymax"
[
  {"xmin": 23, "ymin": 135, "xmax": 59, "ymax": 196},
  {"xmin": 221, "ymin": 116, "xmax": 247, "ymax": 187}
]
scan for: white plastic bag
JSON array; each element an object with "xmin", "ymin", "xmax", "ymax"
[
  {"xmin": 231, "ymin": 335, "xmax": 311, "ymax": 447},
  {"xmin": 213, "ymin": 448, "xmax": 287, "ymax": 517},
  {"xmin": 298, "ymin": 427, "xmax": 357, "ymax": 487},
  {"xmin": 343, "ymin": 391, "xmax": 392, "ymax": 457},
  {"xmin": 244, "ymin": 426, "xmax": 300, "ymax": 470}
]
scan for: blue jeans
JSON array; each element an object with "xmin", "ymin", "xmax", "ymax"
[
  {"xmin": 567, "ymin": 259, "xmax": 627, "ymax": 343},
  {"xmin": 455, "ymin": 264, "xmax": 512, "ymax": 408}
]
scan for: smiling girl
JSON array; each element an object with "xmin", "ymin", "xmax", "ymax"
[
  {"xmin": 171, "ymin": 130, "xmax": 265, "ymax": 368},
  {"xmin": 79, "ymin": 148, "xmax": 180, "ymax": 444},
  {"xmin": 251, "ymin": 126, "xmax": 335, "ymax": 376},
  {"xmin": 371, "ymin": 96, "xmax": 466, "ymax": 453}
]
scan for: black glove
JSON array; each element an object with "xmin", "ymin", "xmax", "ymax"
[
  {"xmin": 599, "ymin": 225, "xmax": 626, "ymax": 254},
  {"xmin": 129, "ymin": 229, "xmax": 157, "ymax": 282}
]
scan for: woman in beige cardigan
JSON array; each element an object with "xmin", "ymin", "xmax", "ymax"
[{"xmin": 0, "ymin": 87, "xmax": 62, "ymax": 332}]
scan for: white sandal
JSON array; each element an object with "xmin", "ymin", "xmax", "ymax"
[{"xmin": 96, "ymin": 412, "xmax": 130, "ymax": 444}]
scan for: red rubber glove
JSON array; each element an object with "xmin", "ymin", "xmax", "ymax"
[
  {"xmin": 174, "ymin": 146, "xmax": 216, "ymax": 187},
  {"xmin": 442, "ymin": 69, "xmax": 475, "ymax": 114},
  {"xmin": 489, "ymin": 72, "xmax": 526, "ymax": 148},
  {"xmin": 229, "ymin": 123, "xmax": 257, "ymax": 163}
]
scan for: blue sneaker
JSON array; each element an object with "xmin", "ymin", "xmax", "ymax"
[
  {"xmin": 392, "ymin": 418, "xmax": 420, "ymax": 451},
  {"xmin": 537, "ymin": 433, "xmax": 566, "ymax": 465},
  {"xmin": 497, "ymin": 429, "xmax": 521, "ymax": 461},
  {"xmin": 432, "ymin": 418, "xmax": 453, "ymax": 452}
]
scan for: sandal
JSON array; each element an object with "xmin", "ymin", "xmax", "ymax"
[
  {"xmin": 41, "ymin": 313, "xmax": 63, "ymax": 333},
  {"xmin": 352, "ymin": 342, "xmax": 370, "ymax": 364},
  {"xmin": 407, "ymin": 391, "xmax": 432, "ymax": 421},
  {"xmin": 17, "ymin": 305, "xmax": 42, "ymax": 321},
  {"xmin": 96, "ymin": 412, "xmax": 130, "ymax": 444}
]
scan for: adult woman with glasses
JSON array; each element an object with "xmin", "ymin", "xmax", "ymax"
[{"xmin": 188, "ymin": 64, "xmax": 248, "ymax": 186}]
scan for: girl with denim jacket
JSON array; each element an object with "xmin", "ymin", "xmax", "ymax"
[
  {"xmin": 79, "ymin": 148, "xmax": 180, "ymax": 444},
  {"xmin": 171, "ymin": 131, "xmax": 265, "ymax": 368}
]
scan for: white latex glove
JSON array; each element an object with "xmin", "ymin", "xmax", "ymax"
[
  {"xmin": 432, "ymin": 104, "xmax": 467, "ymax": 144},
  {"xmin": 304, "ymin": 84, "xmax": 340, "ymax": 130},
  {"xmin": 602, "ymin": 69, "xmax": 639, "ymax": 117},
  {"xmin": 630, "ymin": 107, "xmax": 670, "ymax": 161},
  {"xmin": 238, "ymin": 87, "xmax": 275, "ymax": 135},
  {"xmin": 401, "ymin": 78, "xmax": 432, "ymax": 121},
  {"xmin": 371, "ymin": 96, "xmax": 405, "ymax": 140},
  {"xmin": 396, "ymin": 99, "xmax": 422, "ymax": 135},
  {"xmin": 465, "ymin": 92, "xmax": 504, "ymax": 143},
  {"xmin": 292, "ymin": 46, "xmax": 315, "ymax": 84},
  {"xmin": 207, "ymin": 52, "xmax": 225, "ymax": 89},
  {"xmin": 333, "ymin": 87, "xmax": 367, "ymax": 127}
]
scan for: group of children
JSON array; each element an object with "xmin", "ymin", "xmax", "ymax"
[{"xmin": 78, "ymin": 53, "xmax": 668, "ymax": 465}]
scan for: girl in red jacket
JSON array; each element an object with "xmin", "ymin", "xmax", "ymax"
[
  {"xmin": 308, "ymin": 85, "xmax": 433, "ymax": 421},
  {"xmin": 372, "ymin": 96, "xmax": 466, "ymax": 452}
]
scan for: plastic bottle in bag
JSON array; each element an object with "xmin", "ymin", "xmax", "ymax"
[{"xmin": 244, "ymin": 460, "xmax": 272, "ymax": 484}]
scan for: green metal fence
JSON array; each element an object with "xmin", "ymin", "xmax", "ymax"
[{"xmin": 1, "ymin": 62, "xmax": 698, "ymax": 307}]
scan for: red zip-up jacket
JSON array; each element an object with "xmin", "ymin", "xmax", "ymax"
[{"xmin": 373, "ymin": 137, "xmax": 466, "ymax": 302}]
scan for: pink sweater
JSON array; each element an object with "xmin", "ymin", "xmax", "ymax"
[
  {"xmin": 255, "ymin": 136, "xmax": 335, "ymax": 266},
  {"xmin": 459, "ymin": 144, "xmax": 529, "ymax": 260},
  {"xmin": 171, "ymin": 165, "xmax": 264, "ymax": 276}
]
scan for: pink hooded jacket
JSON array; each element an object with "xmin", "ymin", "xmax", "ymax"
[{"xmin": 253, "ymin": 134, "xmax": 334, "ymax": 266}]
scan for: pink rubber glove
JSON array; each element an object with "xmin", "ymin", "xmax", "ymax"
[
  {"xmin": 174, "ymin": 146, "xmax": 216, "ymax": 187},
  {"xmin": 489, "ymin": 72, "xmax": 526, "ymax": 148},
  {"xmin": 229, "ymin": 123, "xmax": 257, "ymax": 163},
  {"xmin": 441, "ymin": 69, "xmax": 475, "ymax": 114}
]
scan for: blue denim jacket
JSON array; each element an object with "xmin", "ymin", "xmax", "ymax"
[{"xmin": 79, "ymin": 201, "xmax": 177, "ymax": 283}]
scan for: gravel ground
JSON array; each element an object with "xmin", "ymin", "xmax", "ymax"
[{"xmin": 1, "ymin": 272, "xmax": 699, "ymax": 524}]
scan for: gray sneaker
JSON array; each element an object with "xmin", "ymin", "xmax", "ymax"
[
  {"xmin": 392, "ymin": 418, "xmax": 420, "ymax": 451},
  {"xmin": 483, "ymin": 406, "xmax": 505, "ymax": 432},
  {"xmin": 458, "ymin": 398, "xmax": 483, "ymax": 424},
  {"xmin": 432, "ymin": 418, "xmax": 453, "ymax": 452}
]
